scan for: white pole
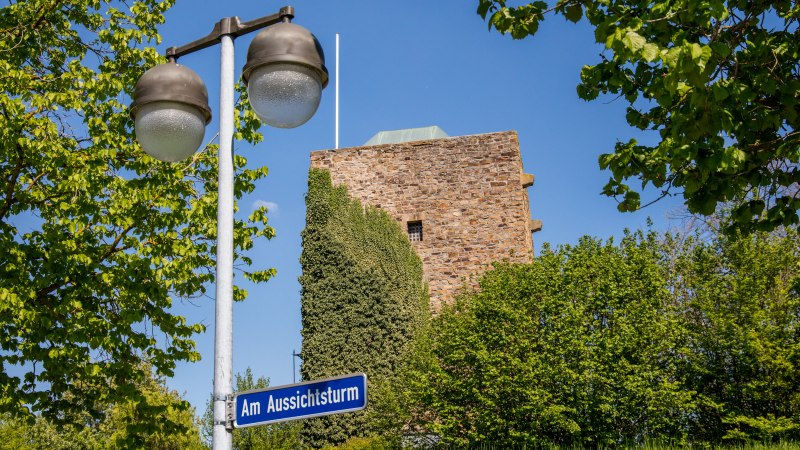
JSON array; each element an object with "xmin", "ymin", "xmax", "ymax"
[
  {"xmin": 213, "ymin": 33, "xmax": 235, "ymax": 450},
  {"xmin": 335, "ymin": 32, "xmax": 339, "ymax": 149}
]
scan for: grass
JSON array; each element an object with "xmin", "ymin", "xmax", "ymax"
[{"xmin": 446, "ymin": 441, "xmax": 800, "ymax": 450}]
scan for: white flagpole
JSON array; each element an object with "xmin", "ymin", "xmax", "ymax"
[{"xmin": 335, "ymin": 32, "xmax": 340, "ymax": 149}]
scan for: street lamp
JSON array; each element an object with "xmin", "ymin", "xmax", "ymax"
[
  {"xmin": 131, "ymin": 62, "xmax": 212, "ymax": 162},
  {"xmin": 242, "ymin": 22, "xmax": 328, "ymax": 128},
  {"xmin": 129, "ymin": 6, "xmax": 327, "ymax": 450}
]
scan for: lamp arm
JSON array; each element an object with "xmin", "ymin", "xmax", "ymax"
[{"xmin": 166, "ymin": 6, "xmax": 294, "ymax": 61}]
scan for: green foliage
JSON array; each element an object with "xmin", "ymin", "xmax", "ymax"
[
  {"xmin": 95, "ymin": 366, "xmax": 206, "ymax": 450},
  {"xmin": 408, "ymin": 231, "xmax": 691, "ymax": 447},
  {"xmin": 321, "ymin": 436, "xmax": 397, "ymax": 450},
  {"xmin": 299, "ymin": 169, "xmax": 429, "ymax": 448},
  {"xmin": 0, "ymin": 0, "xmax": 272, "ymax": 427},
  {"xmin": 635, "ymin": 442, "xmax": 800, "ymax": 450},
  {"xmin": 200, "ymin": 368, "xmax": 302, "ymax": 450},
  {"xmin": 476, "ymin": 0, "xmax": 800, "ymax": 233},
  {"xmin": 0, "ymin": 366, "xmax": 205, "ymax": 450},
  {"xmin": 666, "ymin": 229, "xmax": 800, "ymax": 443},
  {"xmin": 406, "ymin": 226, "xmax": 800, "ymax": 447}
]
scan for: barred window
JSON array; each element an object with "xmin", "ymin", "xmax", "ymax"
[{"xmin": 407, "ymin": 221, "xmax": 423, "ymax": 242}]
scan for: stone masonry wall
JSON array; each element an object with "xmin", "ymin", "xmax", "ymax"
[{"xmin": 310, "ymin": 131, "xmax": 534, "ymax": 311}]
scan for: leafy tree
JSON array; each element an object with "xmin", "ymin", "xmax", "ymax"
[
  {"xmin": 0, "ymin": 0, "xmax": 271, "ymax": 425},
  {"xmin": 299, "ymin": 169, "xmax": 429, "ymax": 448},
  {"xmin": 408, "ymin": 231, "xmax": 692, "ymax": 447},
  {"xmin": 666, "ymin": 228, "xmax": 800, "ymax": 442},
  {"xmin": 98, "ymin": 366, "xmax": 206, "ymax": 450},
  {"xmin": 0, "ymin": 415, "xmax": 103, "ymax": 450},
  {"xmin": 320, "ymin": 436, "xmax": 397, "ymax": 450},
  {"xmin": 405, "ymin": 223, "xmax": 800, "ymax": 446},
  {"xmin": 0, "ymin": 366, "xmax": 205, "ymax": 450},
  {"xmin": 477, "ymin": 0, "xmax": 800, "ymax": 233},
  {"xmin": 200, "ymin": 368, "xmax": 301, "ymax": 450}
]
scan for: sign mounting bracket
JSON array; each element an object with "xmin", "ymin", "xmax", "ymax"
[{"xmin": 225, "ymin": 394, "xmax": 235, "ymax": 431}]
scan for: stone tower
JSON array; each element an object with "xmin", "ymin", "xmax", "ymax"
[{"xmin": 310, "ymin": 128, "xmax": 539, "ymax": 311}]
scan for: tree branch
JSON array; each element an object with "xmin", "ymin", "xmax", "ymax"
[
  {"xmin": 0, "ymin": 143, "xmax": 24, "ymax": 223},
  {"xmin": 35, "ymin": 222, "xmax": 137, "ymax": 303}
]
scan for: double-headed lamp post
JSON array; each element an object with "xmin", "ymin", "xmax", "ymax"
[{"xmin": 129, "ymin": 6, "xmax": 327, "ymax": 450}]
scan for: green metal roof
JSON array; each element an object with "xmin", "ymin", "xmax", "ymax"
[{"xmin": 364, "ymin": 126, "xmax": 449, "ymax": 146}]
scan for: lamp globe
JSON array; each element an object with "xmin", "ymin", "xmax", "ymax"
[
  {"xmin": 131, "ymin": 62, "xmax": 212, "ymax": 162},
  {"xmin": 242, "ymin": 22, "xmax": 328, "ymax": 128}
]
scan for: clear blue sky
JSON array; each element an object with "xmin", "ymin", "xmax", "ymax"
[{"xmin": 159, "ymin": 0, "xmax": 686, "ymax": 412}]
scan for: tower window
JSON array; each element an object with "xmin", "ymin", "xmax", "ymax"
[{"xmin": 407, "ymin": 221, "xmax": 423, "ymax": 242}]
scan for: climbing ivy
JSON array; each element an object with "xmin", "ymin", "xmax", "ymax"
[{"xmin": 299, "ymin": 168, "xmax": 428, "ymax": 448}]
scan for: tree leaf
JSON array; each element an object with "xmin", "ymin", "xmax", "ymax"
[
  {"xmin": 642, "ymin": 43, "xmax": 660, "ymax": 62},
  {"xmin": 564, "ymin": 3, "xmax": 583, "ymax": 23}
]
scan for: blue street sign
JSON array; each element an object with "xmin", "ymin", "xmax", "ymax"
[{"xmin": 233, "ymin": 373, "xmax": 367, "ymax": 428}]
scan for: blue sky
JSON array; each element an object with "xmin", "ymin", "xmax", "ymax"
[{"xmin": 158, "ymin": 0, "xmax": 687, "ymax": 412}]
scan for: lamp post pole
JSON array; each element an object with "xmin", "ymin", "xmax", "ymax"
[
  {"xmin": 130, "ymin": 7, "xmax": 328, "ymax": 450},
  {"xmin": 213, "ymin": 33, "xmax": 236, "ymax": 450},
  {"xmin": 292, "ymin": 349, "xmax": 302, "ymax": 383}
]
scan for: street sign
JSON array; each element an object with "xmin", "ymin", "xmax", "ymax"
[{"xmin": 233, "ymin": 373, "xmax": 367, "ymax": 428}]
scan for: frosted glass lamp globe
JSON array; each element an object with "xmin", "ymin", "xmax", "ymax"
[
  {"xmin": 247, "ymin": 63, "xmax": 322, "ymax": 128},
  {"xmin": 134, "ymin": 101, "xmax": 207, "ymax": 162},
  {"xmin": 130, "ymin": 62, "xmax": 210, "ymax": 162}
]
